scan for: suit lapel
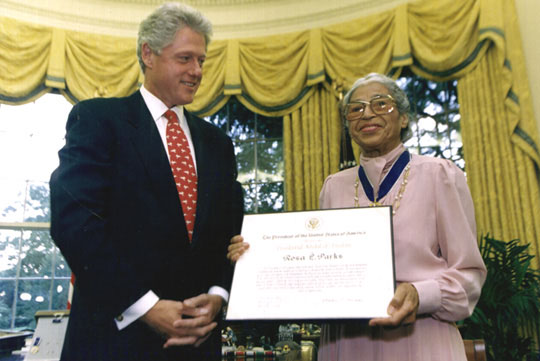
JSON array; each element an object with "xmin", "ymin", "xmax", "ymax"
[
  {"xmin": 185, "ymin": 110, "xmax": 211, "ymax": 245},
  {"xmin": 124, "ymin": 92, "xmax": 189, "ymax": 241}
]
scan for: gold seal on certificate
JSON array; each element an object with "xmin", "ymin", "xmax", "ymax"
[{"xmin": 226, "ymin": 206, "xmax": 395, "ymax": 321}]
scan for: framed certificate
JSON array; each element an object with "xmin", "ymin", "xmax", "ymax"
[{"xmin": 225, "ymin": 206, "xmax": 395, "ymax": 321}]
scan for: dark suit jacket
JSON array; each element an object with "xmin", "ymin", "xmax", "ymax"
[{"xmin": 50, "ymin": 91, "xmax": 243, "ymax": 361}]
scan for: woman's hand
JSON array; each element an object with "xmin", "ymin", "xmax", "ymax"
[
  {"xmin": 368, "ymin": 282, "xmax": 419, "ymax": 327},
  {"xmin": 227, "ymin": 235, "xmax": 249, "ymax": 262}
]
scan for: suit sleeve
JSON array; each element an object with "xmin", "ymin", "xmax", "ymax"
[
  {"xmin": 224, "ymin": 178, "xmax": 244, "ymax": 290},
  {"xmin": 216, "ymin": 135, "xmax": 244, "ymax": 293},
  {"xmin": 50, "ymin": 101, "xmax": 149, "ymax": 320}
]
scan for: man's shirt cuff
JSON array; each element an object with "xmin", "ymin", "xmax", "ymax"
[
  {"xmin": 115, "ymin": 291, "xmax": 159, "ymax": 330},
  {"xmin": 208, "ymin": 286, "xmax": 229, "ymax": 303},
  {"xmin": 114, "ymin": 286, "xmax": 228, "ymax": 330}
]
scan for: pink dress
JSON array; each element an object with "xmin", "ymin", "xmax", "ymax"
[{"xmin": 317, "ymin": 144, "xmax": 487, "ymax": 361}]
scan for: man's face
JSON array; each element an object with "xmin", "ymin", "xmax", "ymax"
[{"xmin": 143, "ymin": 26, "xmax": 206, "ymax": 108}]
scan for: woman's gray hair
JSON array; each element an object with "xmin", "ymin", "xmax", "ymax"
[
  {"xmin": 342, "ymin": 72, "xmax": 413, "ymax": 142},
  {"xmin": 137, "ymin": 2, "xmax": 213, "ymax": 72}
]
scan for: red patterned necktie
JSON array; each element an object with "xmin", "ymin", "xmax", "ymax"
[{"xmin": 164, "ymin": 109, "xmax": 197, "ymax": 241}]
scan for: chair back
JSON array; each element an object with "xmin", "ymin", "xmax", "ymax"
[{"xmin": 463, "ymin": 339, "xmax": 487, "ymax": 361}]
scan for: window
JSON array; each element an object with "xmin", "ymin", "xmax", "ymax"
[
  {"xmin": 207, "ymin": 97, "xmax": 285, "ymax": 214},
  {"xmin": 399, "ymin": 73, "xmax": 463, "ymax": 169},
  {"xmin": 0, "ymin": 93, "xmax": 72, "ymax": 330}
]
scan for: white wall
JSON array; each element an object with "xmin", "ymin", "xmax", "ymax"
[{"xmin": 515, "ymin": 0, "xmax": 540, "ymax": 134}]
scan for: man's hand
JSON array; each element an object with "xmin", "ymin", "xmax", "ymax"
[
  {"xmin": 140, "ymin": 299, "xmax": 197, "ymax": 339},
  {"xmin": 163, "ymin": 293, "xmax": 224, "ymax": 348},
  {"xmin": 368, "ymin": 282, "xmax": 419, "ymax": 327},
  {"xmin": 227, "ymin": 235, "xmax": 249, "ymax": 262}
]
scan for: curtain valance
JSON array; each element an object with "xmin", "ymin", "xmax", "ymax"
[{"xmin": 0, "ymin": 0, "xmax": 524, "ymax": 117}]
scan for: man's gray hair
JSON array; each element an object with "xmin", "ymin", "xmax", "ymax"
[
  {"xmin": 137, "ymin": 2, "xmax": 213, "ymax": 72},
  {"xmin": 342, "ymin": 73, "xmax": 413, "ymax": 142}
]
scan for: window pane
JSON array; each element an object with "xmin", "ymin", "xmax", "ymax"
[
  {"xmin": 207, "ymin": 112, "xmax": 229, "ymax": 132},
  {"xmin": 230, "ymin": 114, "xmax": 255, "ymax": 140},
  {"xmin": 23, "ymin": 182, "xmax": 50, "ymax": 223},
  {"xmin": 418, "ymin": 146, "xmax": 438, "ymax": 157},
  {"xmin": 0, "ymin": 93, "xmax": 68, "ymax": 224},
  {"xmin": 226, "ymin": 99, "xmax": 256, "ymax": 140},
  {"xmin": 257, "ymin": 140, "xmax": 284, "ymax": 182},
  {"xmin": 0, "ymin": 230, "xmax": 21, "ymax": 278},
  {"xmin": 0, "ymin": 93, "xmax": 69, "ymax": 183},
  {"xmin": 206, "ymin": 97, "xmax": 284, "ymax": 214},
  {"xmin": 0, "ymin": 180, "xmax": 26, "ymax": 222},
  {"xmin": 242, "ymin": 183, "xmax": 257, "ymax": 214},
  {"xmin": 235, "ymin": 141, "xmax": 255, "ymax": 183},
  {"xmin": 19, "ymin": 231, "xmax": 54, "ymax": 278},
  {"xmin": 15, "ymin": 279, "xmax": 51, "ymax": 329},
  {"xmin": 400, "ymin": 74, "xmax": 463, "ymax": 170},
  {"xmin": 52, "ymin": 279, "xmax": 70, "ymax": 310},
  {"xmin": 418, "ymin": 130, "xmax": 439, "ymax": 147},
  {"xmin": 0, "ymin": 280, "xmax": 15, "ymax": 329},
  {"xmin": 54, "ymin": 248, "xmax": 71, "ymax": 278},
  {"xmin": 257, "ymin": 115, "xmax": 282, "ymax": 139},
  {"xmin": 257, "ymin": 182, "xmax": 284, "ymax": 213}
]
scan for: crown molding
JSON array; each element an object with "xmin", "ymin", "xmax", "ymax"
[{"xmin": 0, "ymin": 0, "xmax": 409, "ymax": 39}]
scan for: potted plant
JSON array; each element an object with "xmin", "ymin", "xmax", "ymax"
[{"xmin": 459, "ymin": 235, "xmax": 540, "ymax": 360}]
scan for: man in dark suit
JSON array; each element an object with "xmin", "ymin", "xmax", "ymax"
[{"xmin": 50, "ymin": 3, "xmax": 243, "ymax": 360}]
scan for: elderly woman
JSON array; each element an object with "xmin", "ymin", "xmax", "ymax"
[{"xmin": 229, "ymin": 73, "xmax": 486, "ymax": 361}]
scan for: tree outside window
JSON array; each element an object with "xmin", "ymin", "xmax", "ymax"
[
  {"xmin": 207, "ymin": 97, "xmax": 285, "ymax": 214},
  {"xmin": 399, "ymin": 74, "xmax": 463, "ymax": 170}
]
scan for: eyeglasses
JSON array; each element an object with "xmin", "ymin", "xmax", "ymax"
[{"xmin": 345, "ymin": 95, "xmax": 396, "ymax": 121}]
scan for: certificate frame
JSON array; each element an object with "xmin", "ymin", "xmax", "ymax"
[{"xmin": 225, "ymin": 206, "xmax": 395, "ymax": 321}]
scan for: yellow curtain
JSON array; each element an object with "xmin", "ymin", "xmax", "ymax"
[
  {"xmin": 456, "ymin": 0, "xmax": 540, "ymax": 267},
  {"xmin": 0, "ymin": 17, "xmax": 52, "ymax": 104},
  {"xmin": 195, "ymin": 30, "xmax": 323, "ymax": 117},
  {"xmin": 459, "ymin": 50, "xmax": 540, "ymax": 268},
  {"xmin": 188, "ymin": 39, "xmax": 230, "ymax": 114},
  {"xmin": 62, "ymin": 30, "xmax": 141, "ymax": 101},
  {"xmin": 283, "ymin": 84, "xmax": 341, "ymax": 211}
]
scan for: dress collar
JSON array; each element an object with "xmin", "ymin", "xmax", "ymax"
[{"xmin": 358, "ymin": 144, "xmax": 407, "ymax": 201}]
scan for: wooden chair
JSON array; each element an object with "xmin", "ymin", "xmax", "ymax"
[{"xmin": 463, "ymin": 339, "xmax": 487, "ymax": 361}]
